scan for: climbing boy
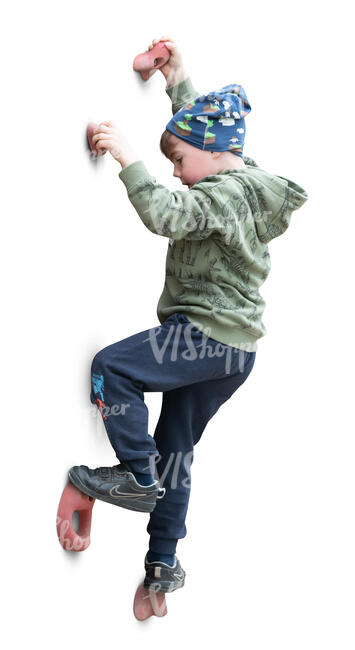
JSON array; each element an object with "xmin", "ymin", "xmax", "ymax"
[{"xmin": 68, "ymin": 36, "xmax": 308, "ymax": 595}]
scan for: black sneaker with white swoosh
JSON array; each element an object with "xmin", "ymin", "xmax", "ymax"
[
  {"xmin": 143, "ymin": 553, "xmax": 186, "ymax": 593},
  {"xmin": 68, "ymin": 463, "xmax": 165, "ymax": 513}
]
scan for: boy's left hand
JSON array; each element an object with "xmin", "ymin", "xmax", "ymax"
[{"xmin": 91, "ymin": 121, "xmax": 139, "ymax": 168}]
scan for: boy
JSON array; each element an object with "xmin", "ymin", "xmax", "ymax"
[{"xmin": 68, "ymin": 37, "xmax": 308, "ymax": 593}]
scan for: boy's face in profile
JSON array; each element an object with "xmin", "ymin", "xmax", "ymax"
[{"xmin": 167, "ymin": 134, "xmax": 216, "ymax": 189}]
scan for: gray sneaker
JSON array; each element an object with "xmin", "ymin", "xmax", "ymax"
[
  {"xmin": 143, "ymin": 553, "xmax": 186, "ymax": 593},
  {"xmin": 68, "ymin": 463, "xmax": 165, "ymax": 513}
]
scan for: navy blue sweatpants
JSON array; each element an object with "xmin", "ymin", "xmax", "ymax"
[{"xmin": 90, "ymin": 312, "xmax": 256, "ymax": 555}]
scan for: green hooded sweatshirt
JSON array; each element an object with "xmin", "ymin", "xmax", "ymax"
[{"xmin": 118, "ymin": 77, "xmax": 308, "ymax": 352}]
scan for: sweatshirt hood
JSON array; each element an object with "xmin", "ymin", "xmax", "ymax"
[{"xmin": 222, "ymin": 156, "xmax": 309, "ymax": 244}]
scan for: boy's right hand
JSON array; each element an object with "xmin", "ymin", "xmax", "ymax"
[{"xmin": 146, "ymin": 36, "xmax": 187, "ymax": 86}]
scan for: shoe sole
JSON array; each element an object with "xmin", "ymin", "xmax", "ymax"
[
  {"xmin": 143, "ymin": 577, "xmax": 185, "ymax": 593},
  {"xmin": 68, "ymin": 470, "xmax": 158, "ymax": 513}
]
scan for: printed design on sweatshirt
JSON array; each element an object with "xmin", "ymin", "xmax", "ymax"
[
  {"xmin": 209, "ymin": 190, "xmax": 251, "ymax": 245},
  {"xmin": 135, "ymin": 179, "xmax": 217, "ymax": 242},
  {"xmin": 247, "ymin": 228, "xmax": 258, "ymax": 253},
  {"xmin": 135, "ymin": 181, "xmax": 183, "ymax": 238},
  {"xmin": 176, "ymin": 280, "xmax": 238, "ymax": 312},
  {"xmin": 237, "ymin": 178, "xmax": 289, "ymax": 244},
  {"xmin": 242, "ymin": 156, "xmax": 258, "ymax": 167},
  {"xmin": 133, "ymin": 180, "xmax": 159, "ymax": 232},
  {"xmin": 213, "ymin": 240, "xmax": 253, "ymax": 285},
  {"xmin": 173, "ymin": 255, "xmax": 249, "ymax": 319},
  {"xmin": 164, "ymin": 243, "xmax": 267, "ymax": 336},
  {"xmin": 169, "ymin": 239, "xmax": 204, "ymax": 267},
  {"xmin": 261, "ymin": 250, "xmax": 271, "ymax": 281},
  {"xmin": 165, "ymin": 232, "xmax": 267, "ymax": 334},
  {"xmin": 157, "ymin": 177, "xmax": 275, "ymax": 335},
  {"xmin": 167, "ymin": 242, "xmax": 222, "ymax": 276},
  {"xmin": 272, "ymin": 185, "xmax": 301, "ymax": 236},
  {"xmin": 174, "ymin": 273, "xmax": 264, "ymax": 334},
  {"xmin": 258, "ymin": 224, "xmax": 282, "ymax": 243},
  {"xmin": 165, "ymin": 194, "xmax": 214, "ymax": 240},
  {"xmin": 91, "ymin": 373, "xmax": 108, "ymax": 421},
  {"xmin": 240, "ymin": 308, "xmax": 267, "ymax": 336},
  {"xmin": 215, "ymin": 241, "xmax": 268, "ymax": 308},
  {"xmin": 241, "ymin": 180, "xmax": 270, "ymax": 224},
  {"xmin": 135, "ymin": 179, "xmax": 157, "ymax": 210}
]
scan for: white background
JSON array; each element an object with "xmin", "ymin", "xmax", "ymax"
[{"xmin": 1, "ymin": 0, "xmax": 354, "ymax": 646}]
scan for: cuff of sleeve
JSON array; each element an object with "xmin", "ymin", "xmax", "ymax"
[
  {"xmin": 165, "ymin": 76, "xmax": 195, "ymax": 98},
  {"xmin": 118, "ymin": 160, "xmax": 154, "ymax": 192}
]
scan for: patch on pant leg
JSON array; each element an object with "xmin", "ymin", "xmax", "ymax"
[
  {"xmin": 91, "ymin": 373, "xmax": 108, "ymax": 420},
  {"xmin": 92, "ymin": 373, "xmax": 104, "ymax": 400}
]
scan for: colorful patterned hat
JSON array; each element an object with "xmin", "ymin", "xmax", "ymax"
[{"xmin": 165, "ymin": 84, "xmax": 251, "ymax": 158}]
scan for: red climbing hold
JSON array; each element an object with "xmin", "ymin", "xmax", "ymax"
[
  {"xmin": 133, "ymin": 42, "xmax": 170, "ymax": 81},
  {"xmin": 57, "ymin": 482, "xmax": 95, "ymax": 552}
]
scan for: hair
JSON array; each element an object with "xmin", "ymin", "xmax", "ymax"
[{"xmin": 159, "ymin": 129, "xmax": 174, "ymax": 159}]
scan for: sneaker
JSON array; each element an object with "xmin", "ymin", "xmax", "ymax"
[
  {"xmin": 68, "ymin": 463, "xmax": 165, "ymax": 513},
  {"xmin": 143, "ymin": 553, "xmax": 186, "ymax": 593}
]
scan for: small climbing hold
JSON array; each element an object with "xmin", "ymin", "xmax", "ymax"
[
  {"xmin": 133, "ymin": 42, "xmax": 170, "ymax": 81},
  {"xmin": 133, "ymin": 581, "xmax": 168, "ymax": 620},
  {"xmin": 86, "ymin": 122, "xmax": 107, "ymax": 157}
]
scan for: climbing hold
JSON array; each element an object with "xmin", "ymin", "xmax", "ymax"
[
  {"xmin": 133, "ymin": 581, "xmax": 168, "ymax": 620},
  {"xmin": 57, "ymin": 482, "xmax": 95, "ymax": 552},
  {"xmin": 133, "ymin": 42, "xmax": 170, "ymax": 81},
  {"xmin": 86, "ymin": 122, "xmax": 107, "ymax": 157}
]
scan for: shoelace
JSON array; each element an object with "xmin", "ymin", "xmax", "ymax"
[
  {"xmin": 95, "ymin": 464, "xmax": 165, "ymax": 497},
  {"xmin": 96, "ymin": 465, "xmax": 128, "ymax": 480}
]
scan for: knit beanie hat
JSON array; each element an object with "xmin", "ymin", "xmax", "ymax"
[{"xmin": 165, "ymin": 83, "xmax": 251, "ymax": 158}]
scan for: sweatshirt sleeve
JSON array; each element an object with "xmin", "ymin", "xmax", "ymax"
[
  {"xmin": 165, "ymin": 76, "xmax": 201, "ymax": 115},
  {"xmin": 118, "ymin": 160, "xmax": 229, "ymax": 242}
]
